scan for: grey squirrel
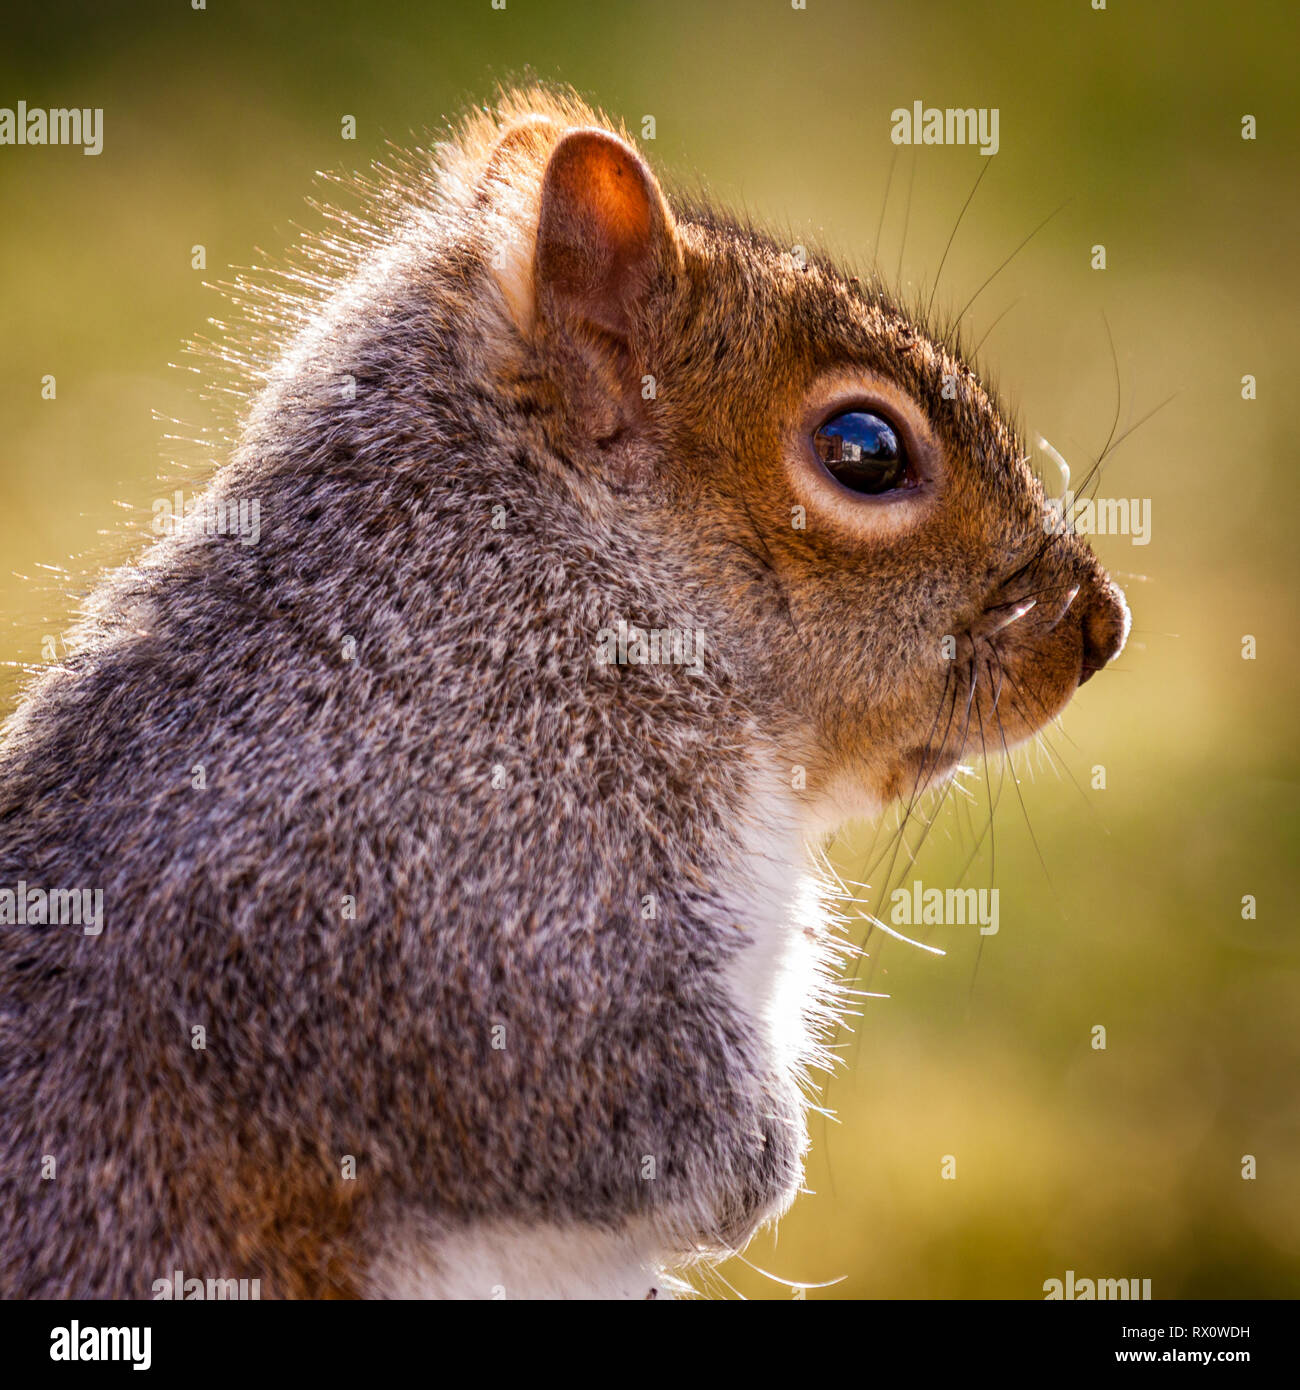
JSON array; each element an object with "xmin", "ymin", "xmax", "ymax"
[{"xmin": 0, "ymin": 87, "xmax": 1127, "ymax": 1299}]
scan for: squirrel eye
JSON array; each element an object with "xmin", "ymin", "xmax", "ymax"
[{"xmin": 813, "ymin": 410, "xmax": 908, "ymax": 495}]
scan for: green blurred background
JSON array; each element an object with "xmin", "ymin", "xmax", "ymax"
[{"xmin": 1, "ymin": 1, "xmax": 1295, "ymax": 1298}]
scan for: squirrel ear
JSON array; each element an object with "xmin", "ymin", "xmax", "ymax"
[{"xmin": 532, "ymin": 127, "xmax": 679, "ymax": 345}]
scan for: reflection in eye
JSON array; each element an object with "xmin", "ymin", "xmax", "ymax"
[{"xmin": 813, "ymin": 410, "xmax": 907, "ymax": 494}]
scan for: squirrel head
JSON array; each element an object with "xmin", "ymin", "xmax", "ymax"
[{"xmin": 438, "ymin": 90, "xmax": 1130, "ymax": 827}]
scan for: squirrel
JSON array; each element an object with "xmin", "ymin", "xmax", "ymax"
[{"xmin": 0, "ymin": 86, "xmax": 1128, "ymax": 1299}]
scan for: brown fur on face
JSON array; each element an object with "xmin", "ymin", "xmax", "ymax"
[{"xmin": 637, "ymin": 238, "xmax": 1128, "ymax": 818}]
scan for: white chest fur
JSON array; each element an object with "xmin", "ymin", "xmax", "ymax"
[{"xmin": 720, "ymin": 786, "xmax": 836, "ymax": 1088}]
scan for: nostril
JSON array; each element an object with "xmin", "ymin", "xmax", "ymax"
[{"xmin": 1078, "ymin": 579, "xmax": 1130, "ymax": 684}]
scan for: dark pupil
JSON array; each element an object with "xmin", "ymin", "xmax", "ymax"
[{"xmin": 813, "ymin": 411, "xmax": 906, "ymax": 494}]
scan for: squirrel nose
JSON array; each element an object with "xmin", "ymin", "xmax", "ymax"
[{"xmin": 1077, "ymin": 577, "xmax": 1130, "ymax": 685}]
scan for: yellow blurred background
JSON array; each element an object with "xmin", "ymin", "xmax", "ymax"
[{"xmin": 1, "ymin": 0, "xmax": 1295, "ymax": 1297}]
